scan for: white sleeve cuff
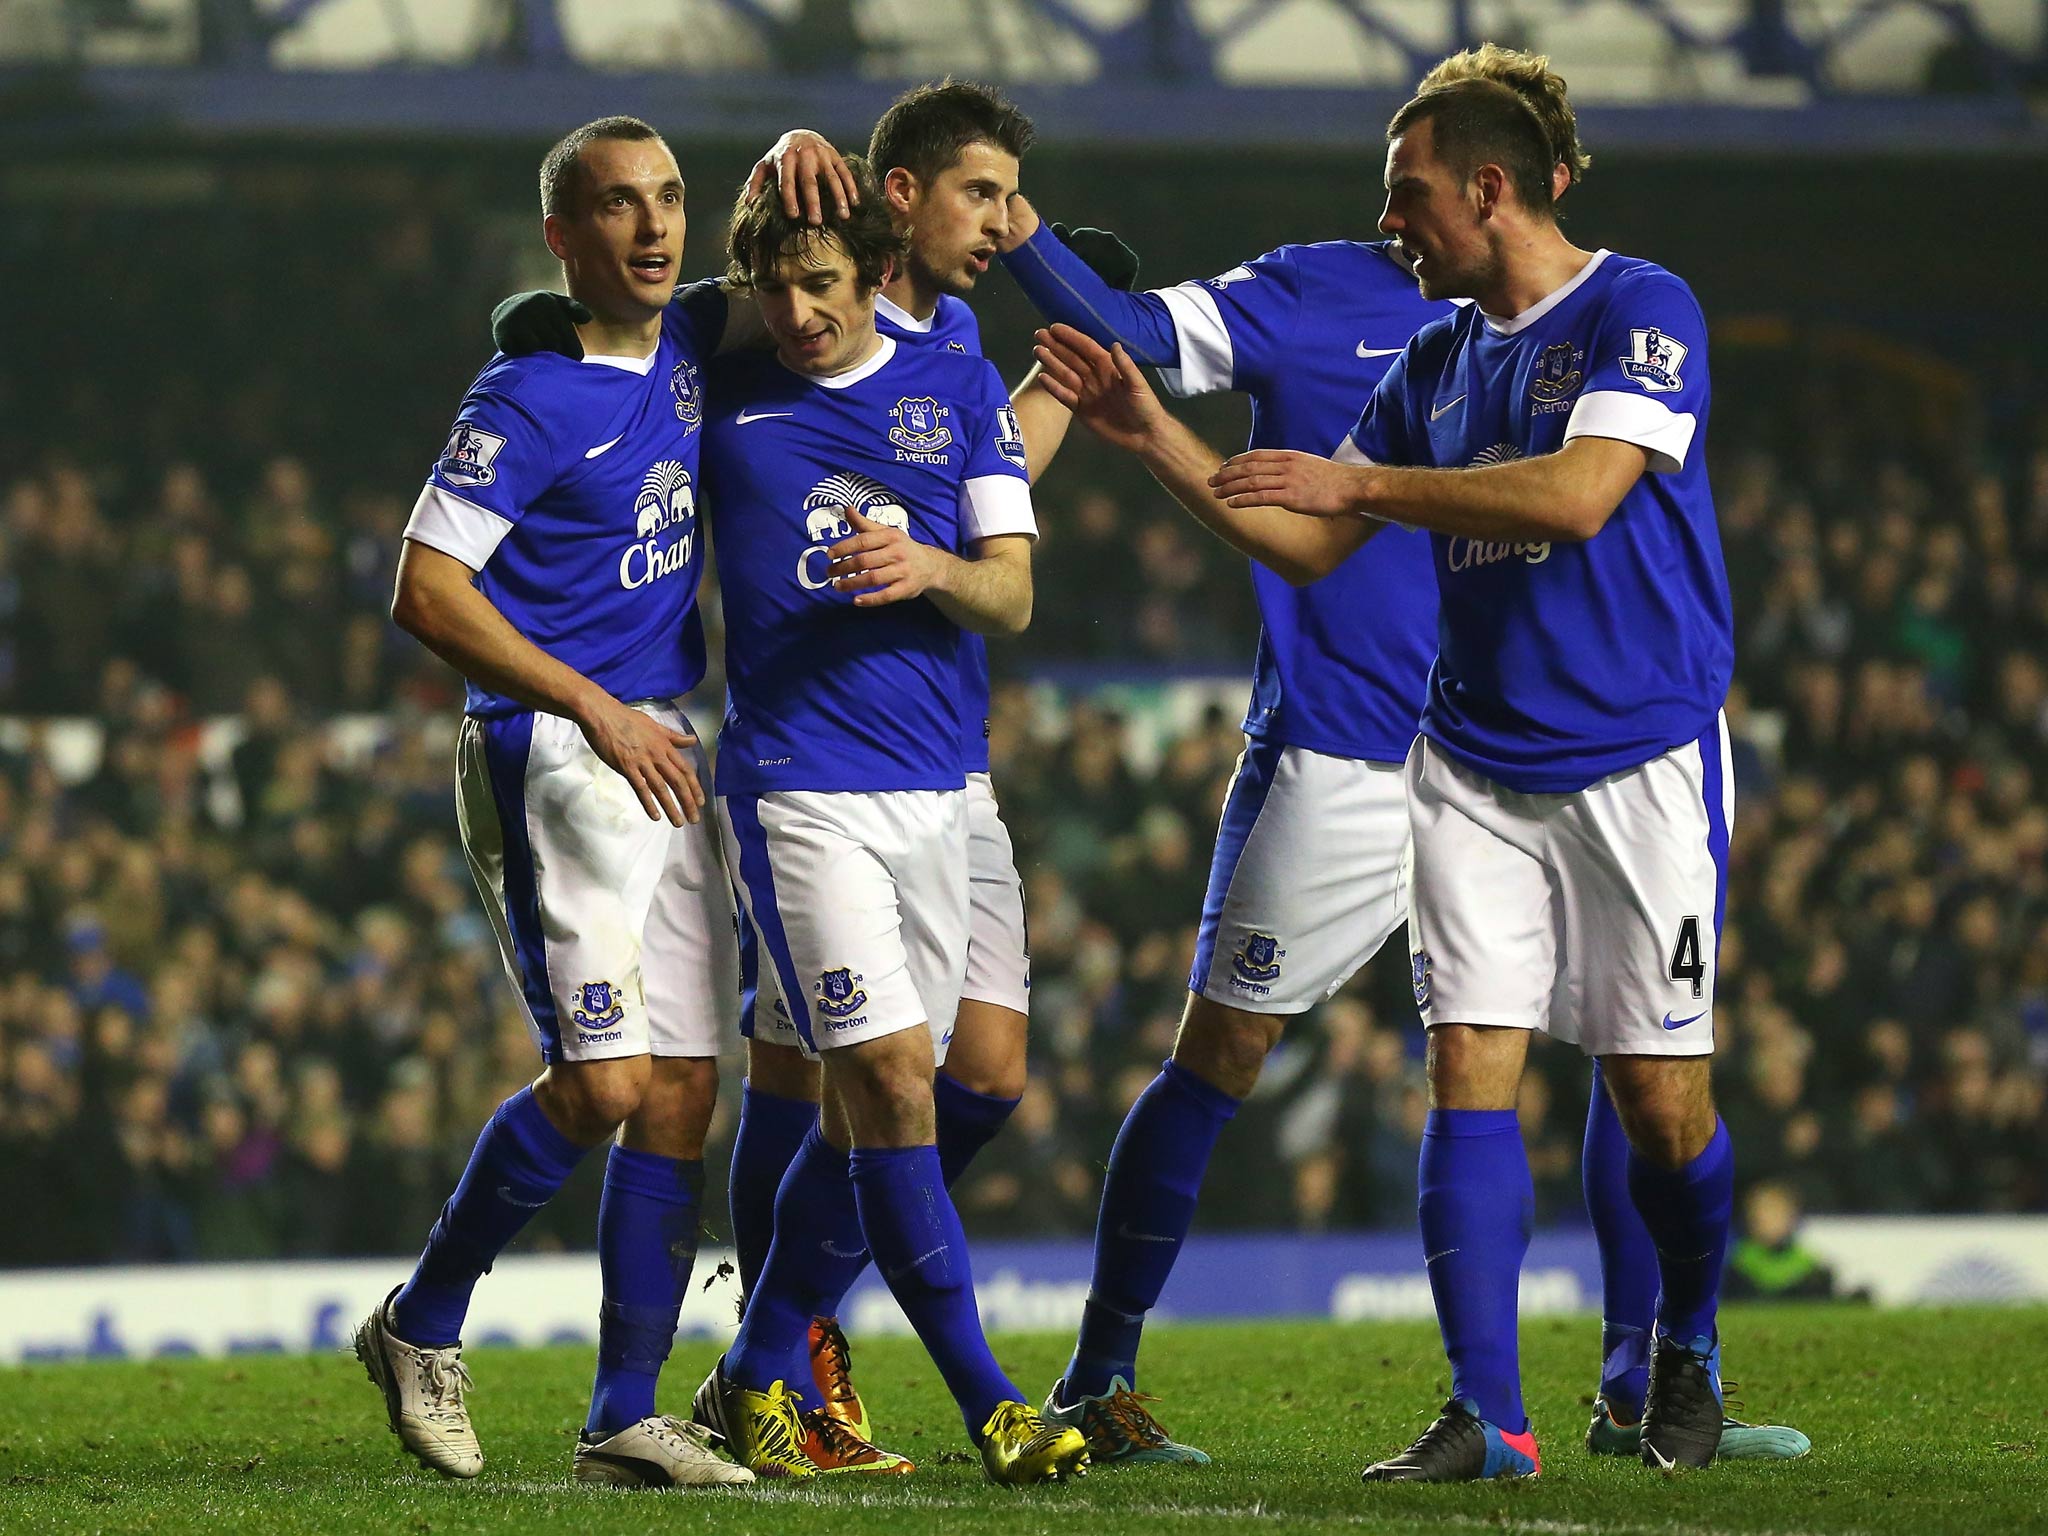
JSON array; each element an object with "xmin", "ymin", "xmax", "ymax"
[
  {"xmin": 1332, "ymin": 435, "xmax": 1375, "ymax": 467},
  {"xmin": 1563, "ymin": 389, "xmax": 1697, "ymax": 475},
  {"xmin": 404, "ymin": 484, "xmax": 514, "ymax": 570},
  {"xmin": 1153, "ymin": 283, "xmax": 1234, "ymax": 398},
  {"xmin": 959, "ymin": 474, "xmax": 1038, "ymax": 542}
]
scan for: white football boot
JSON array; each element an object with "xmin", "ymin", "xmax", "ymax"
[
  {"xmin": 574, "ymin": 1415, "xmax": 758, "ymax": 1488},
  {"xmin": 353, "ymin": 1287, "xmax": 483, "ymax": 1478}
]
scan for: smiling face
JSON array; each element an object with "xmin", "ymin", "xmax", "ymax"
[
  {"xmin": 891, "ymin": 140, "xmax": 1020, "ymax": 298},
  {"xmin": 544, "ymin": 136, "xmax": 685, "ymax": 326},
  {"xmin": 752, "ymin": 232, "xmax": 881, "ymax": 376},
  {"xmin": 1377, "ymin": 117, "xmax": 1497, "ymax": 302}
]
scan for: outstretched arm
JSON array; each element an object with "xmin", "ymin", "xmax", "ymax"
[
  {"xmin": 999, "ymin": 196, "xmax": 1180, "ymax": 369},
  {"xmin": 1032, "ymin": 325, "xmax": 1374, "ymax": 585},
  {"xmin": 1210, "ymin": 435, "xmax": 1651, "ymax": 544}
]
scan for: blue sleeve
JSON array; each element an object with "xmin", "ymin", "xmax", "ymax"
[
  {"xmin": 1000, "ymin": 223, "xmax": 1181, "ymax": 368},
  {"xmin": 405, "ymin": 377, "xmax": 560, "ymax": 569},
  {"xmin": 1173, "ymin": 247, "xmax": 1304, "ymax": 396},
  {"xmin": 1563, "ymin": 271, "xmax": 1710, "ymax": 475},
  {"xmin": 958, "ymin": 364, "xmax": 1036, "ymax": 543},
  {"xmin": 662, "ymin": 278, "xmax": 730, "ymax": 359},
  {"xmin": 1343, "ymin": 354, "xmax": 1417, "ymax": 467}
]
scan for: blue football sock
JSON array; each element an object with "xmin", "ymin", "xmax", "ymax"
[
  {"xmin": 933, "ymin": 1070, "xmax": 1021, "ymax": 1188},
  {"xmin": 391, "ymin": 1086, "xmax": 588, "ymax": 1347},
  {"xmin": 1583, "ymin": 1063, "xmax": 1658, "ymax": 1421},
  {"xmin": 1628, "ymin": 1116, "xmax": 1734, "ymax": 1347},
  {"xmin": 729, "ymin": 1082, "xmax": 819, "ymax": 1300},
  {"xmin": 795, "ymin": 1074, "xmax": 1021, "ymax": 1326},
  {"xmin": 850, "ymin": 1143, "xmax": 1019, "ymax": 1435},
  {"xmin": 1418, "ymin": 1107, "xmax": 1533, "ymax": 1433},
  {"xmin": 726, "ymin": 1125, "xmax": 871, "ymax": 1411},
  {"xmin": 1064, "ymin": 1059, "xmax": 1239, "ymax": 1400},
  {"xmin": 586, "ymin": 1147, "xmax": 702, "ymax": 1436}
]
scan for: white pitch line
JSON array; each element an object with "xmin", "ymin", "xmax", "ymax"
[{"xmin": 490, "ymin": 1480, "xmax": 1854, "ymax": 1536}]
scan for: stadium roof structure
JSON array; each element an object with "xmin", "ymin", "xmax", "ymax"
[{"xmin": 2, "ymin": 0, "xmax": 2044, "ymax": 152}]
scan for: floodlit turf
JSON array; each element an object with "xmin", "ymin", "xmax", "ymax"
[{"xmin": 1, "ymin": 1304, "xmax": 2043, "ymax": 1535}]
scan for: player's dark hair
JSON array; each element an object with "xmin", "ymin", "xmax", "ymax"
[
  {"xmin": 725, "ymin": 155, "xmax": 907, "ymax": 293},
  {"xmin": 540, "ymin": 116, "xmax": 669, "ymax": 218},
  {"xmin": 1387, "ymin": 79, "xmax": 1558, "ymax": 217},
  {"xmin": 1417, "ymin": 45, "xmax": 1590, "ymax": 187},
  {"xmin": 867, "ymin": 78, "xmax": 1036, "ymax": 186}
]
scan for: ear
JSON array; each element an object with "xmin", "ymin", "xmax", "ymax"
[
  {"xmin": 542, "ymin": 213, "xmax": 573, "ymax": 263},
  {"xmin": 1470, "ymin": 162, "xmax": 1508, "ymax": 220},
  {"xmin": 1551, "ymin": 162, "xmax": 1571, "ymax": 201},
  {"xmin": 882, "ymin": 166, "xmax": 919, "ymax": 217}
]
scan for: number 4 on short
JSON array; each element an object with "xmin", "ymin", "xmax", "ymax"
[{"xmin": 1668, "ymin": 915, "xmax": 1705, "ymax": 1000}]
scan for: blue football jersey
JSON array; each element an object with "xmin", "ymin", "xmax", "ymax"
[
  {"xmin": 1345, "ymin": 251, "xmax": 1733, "ymax": 793},
  {"xmin": 404, "ymin": 284, "xmax": 728, "ymax": 718},
  {"xmin": 875, "ymin": 291, "xmax": 997, "ymax": 775},
  {"xmin": 703, "ymin": 334, "xmax": 1035, "ymax": 796},
  {"xmin": 1152, "ymin": 242, "xmax": 1451, "ymax": 760}
]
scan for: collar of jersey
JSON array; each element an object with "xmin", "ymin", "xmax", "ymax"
[
  {"xmin": 875, "ymin": 291, "xmax": 936, "ymax": 334},
  {"xmin": 786, "ymin": 332, "xmax": 897, "ymax": 389},
  {"xmin": 581, "ymin": 350, "xmax": 658, "ymax": 375},
  {"xmin": 1479, "ymin": 249, "xmax": 1611, "ymax": 338}
]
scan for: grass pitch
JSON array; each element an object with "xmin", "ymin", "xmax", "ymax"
[{"xmin": 1, "ymin": 1304, "xmax": 2042, "ymax": 1535}]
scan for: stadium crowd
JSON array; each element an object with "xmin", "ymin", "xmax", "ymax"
[{"xmin": 2, "ymin": 341, "xmax": 2046, "ymax": 1268}]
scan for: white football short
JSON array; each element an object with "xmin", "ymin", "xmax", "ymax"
[
  {"xmin": 1404, "ymin": 717, "xmax": 1733, "ymax": 1057},
  {"xmin": 455, "ymin": 702, "xmax": 737, "ymax": 1065},
  {"xmin": 721, "ymin": 788, "xmax": 969, "ymax": 1062},
  {"xmin": 1188, "ymin": 740, "xmax": 1412, "ymax": 1016},
  {"xmin": 961, "ymin": 771, "xmax": 1031, "ymax": 1016}
]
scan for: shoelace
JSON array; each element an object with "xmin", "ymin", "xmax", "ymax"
[
  {"xmin": 814, "ymin": 1325, "xmax": 860, "ymax": 1406},
  {"xmin": 753, "ymin": 1385, "xmax": 810, "ymax": 1461},
  {"xmin": 647, "ymin": 1415, "xmax": 719, "ymax": 1452},
  {"xmin": 805, "ymin": 1409, "xmax": 884, "ymax": 1462},
  {"xmin": 417, "ymin": 1353, "xmax": 475, "ymax": 1425},
  {"xmin": 1394, "ymin": 1404, "xmax": 1483, "ymax": 1464},
  {"xmin": 1097, "ymin": 1390, "xmax": 1172, "ymax": 1449}
]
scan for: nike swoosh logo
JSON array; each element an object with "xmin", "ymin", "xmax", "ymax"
[
  {"xmin": 583, "ymin": 434, "xmax": 624, "ymax": 459},
  {"xmin": 821, "ymin": 1240, "xmax": 869, "ymax": 1260},
  {"xmin": 1117, "ymin": 1223, "xmax": 1177, "ymax": 1245},
  {"xmin": 1430, "ymin": 394, "xmax": 1467, "ymax": 421},
  {"xmin": 1356, "ymin": 343, "xmax": 1404, "ymax": 358},
  {"xmin": 1424, "ymin": 1247, "xmax": 1460, "ymax": 1266},
  {"xmin": 1645, "ymin": 1444, "xmax": 1679, "ymax": 1473},
  {"xmin": 883, "ymin": 1244, "xmax": 948, "ymax": 1280},
  {"xmin": 1662, "ymin": 1009, "xmax": 1708, "ymax": 1031},
  {"xmin": 734, "ymin": 409, "xmax": 792, "ymax": 424},
  {"xmin": 496, "ymin": 1185, "xmax": 549, "ymax": 1208}
]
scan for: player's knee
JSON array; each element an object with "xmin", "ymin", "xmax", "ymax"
[
  {"xmin": 941, "ymin": 1001, "xmax": 1029, "ymax": 1099},
  {"xmin": 533, "ymin": 1057, "xmax": 651, "ymax": 1144},
  {"xmin": 747, "ymin": 1039, "xmax": 821, "ymax": 1104},
  {"xmin": 831, "ymin": 1031, "xmax": 938, "ymax": 1146},
  {"xmin": 1424, "ymin": 1023, "xmax": 1527, "ymax": 1110},
  {"xmin": 621, "ymin": 1056, "xmax": 719, "ymax": 1157},
  {"xmin": 1174, "ymin": 997, "xmax": 1283, "ymax": 1100},
  {"xmin": 1601, "ymin": 1055, "xmax": 1715, "ymax": 1166}
]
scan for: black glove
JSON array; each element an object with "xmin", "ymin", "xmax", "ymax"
[
  {"xmin": 491, "ymin": 290, "xmax": 590, "ymax": 359},
  {"xmin": 1051, "ymin": 222, "xmax": 1140, "ymax": 292}
]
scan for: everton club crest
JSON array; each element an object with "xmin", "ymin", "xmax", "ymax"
[
  {"xmin": 573, "ymin": 980, "xmax": 626, "ymax": 1031},
  {"xmin": 1232, "ymin": 931, "xmax": 1285, "ymax": 987},
  {"xmin": 815, "ymin": 967, "xmax": 870, "ymax": 1024},
  {"xmin": 1528, "ymin": 341, "xmax": 1585, "ymax": 412},
  {"xmin": 671, "ymin": 359, "xmax": 703, "ymax": 429},
  {"xmin": 889, "ymin": 396, "xmax": 953, "ymax": 462}
]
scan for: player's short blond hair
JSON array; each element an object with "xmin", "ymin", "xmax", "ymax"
[{"xmin": 1419, "ymin": 44, "xmax": 1590, "ymax": 186}]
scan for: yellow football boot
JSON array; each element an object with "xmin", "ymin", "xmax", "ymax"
[
  {"xmin": 809, "ymin": 1316, "xmax": 874, "ymax": 1443},
  {"xmin": 978, "ymin": 1400, "xmax": 1090, "ymax": 1485},
  {"xmin": 689, "ymin": 1361, "xmax": 819, "ymax": 1480}
]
